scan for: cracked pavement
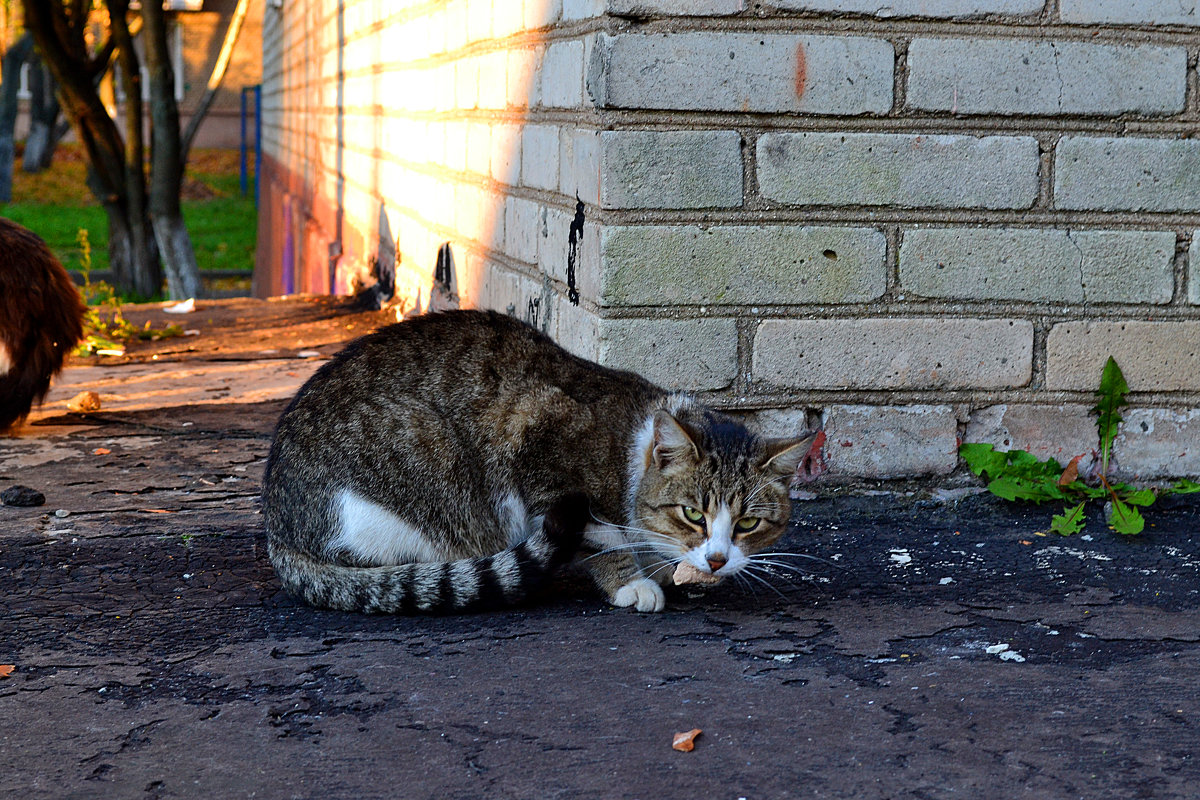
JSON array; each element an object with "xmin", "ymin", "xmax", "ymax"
[{"xmin": 2, "ymin": 300, "xmax": 1199, "ymax": 799}]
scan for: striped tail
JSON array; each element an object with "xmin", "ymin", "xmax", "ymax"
[{"xmin": 269, "ymin": 492, "xmax": 589, "ymax": 614}]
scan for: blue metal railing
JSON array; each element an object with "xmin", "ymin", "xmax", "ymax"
[{"xmin": 240, "ymin": 84, "xmax": 261, "ymax": 206}]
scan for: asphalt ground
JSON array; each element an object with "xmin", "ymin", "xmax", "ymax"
[{"xmin": 2, "ymin": 299, "xmax": 1197, "ymax": 799}]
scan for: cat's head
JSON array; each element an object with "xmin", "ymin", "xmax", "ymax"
[{"xmin": 628, "ymin": 407, "xmax": 816, "ymax": 584}]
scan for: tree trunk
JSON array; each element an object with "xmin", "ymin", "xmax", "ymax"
[
  {"xmin": 22, "ymin": 61, "xmax": 65, "ymax": 172},
  {"xmin": 103, "ymin": 199, "xmax": 160, "ymax": 298},
  {"xmin": 0, "ymin": 32, "xmax": 34, "ymax": 202},
  {"xmin": 22, "ymin": 0, "xmax": 163, "ymax": 297},
  {"xmin": 142, "ymin": 2, "xmax": 200, "ymax": 299},
  {"xmin": 109, "ymin": 0, "xmax": 160, "ymax": 297}
]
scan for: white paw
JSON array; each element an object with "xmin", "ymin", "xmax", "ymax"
[{"xmin": 612, "ymin": 577, "xmax": 666, "ymax": 613}]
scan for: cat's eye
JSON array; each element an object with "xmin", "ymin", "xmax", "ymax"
[
  {"xmin": 735, "ymin": 517, "xmax": 761, "ymax": 533},
  {"xmin": 681, "ymin": 506, "xmax": 705, "ymax": 524}
]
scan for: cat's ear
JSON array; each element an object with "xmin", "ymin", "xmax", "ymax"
[
  {"xmin": 759, "ymin": 433, "xmax": 819, "ymax": 480},
  {"xmin": 652, "ymin": 410, "xmax": 700, "ymax": 472}
]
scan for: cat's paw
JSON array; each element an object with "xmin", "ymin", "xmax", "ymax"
[{"xmin": 612, "ymin": 577, "xmax": 666, "ymax": 613}]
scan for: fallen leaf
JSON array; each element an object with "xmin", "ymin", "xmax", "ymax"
[
  {"xmin": 672, "ymin": 728, "xmax": 702, "ymax": 752},
  {"xmin": 140, "ymin": 509, "xmax": 175, "ymax": 514},
  {"xmin": 0, "ymin": 665, "xmax": 14, "ymax": 678},
  {"xmin": 1058, "ymin": 455, "xmax": 1082, "ymax": 486},
  {"xmin": 92, "ymin": 448, "xmax": 111, "ymax": 456},
  {"xmin": 1019, "ymin": 540, "xmax": 1033, "ymax": 545}
]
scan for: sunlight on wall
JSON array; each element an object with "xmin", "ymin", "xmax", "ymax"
[{"xmin": 259, "ymin": 0, "xmax": 594, "ymax": 353}]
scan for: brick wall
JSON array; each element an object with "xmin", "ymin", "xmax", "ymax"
[{"xmin": 259, "ymin": 0, "xmax": 1200, "ymax": 482}]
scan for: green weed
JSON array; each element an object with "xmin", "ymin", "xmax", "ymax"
[
  {"xmin": 960, "ymin": 357, "xmax": 1200, "ymax": 536},
  {"xmin": 73, "ymin": 228, "xmax": 183, "ymax": 356}
]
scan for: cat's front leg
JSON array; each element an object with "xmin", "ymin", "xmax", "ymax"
[{"xmin": 582, "ymin": 523, "xmax": 667, "ymax": 613}]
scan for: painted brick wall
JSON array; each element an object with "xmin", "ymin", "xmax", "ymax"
[{"xmin": 259, "ymin": 0, "xmax": 1200, "ymax": 483}]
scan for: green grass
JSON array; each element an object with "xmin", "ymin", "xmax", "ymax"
[{"xmin": 0, "ymin": 145, "xmax": 256, "ymax": 279}]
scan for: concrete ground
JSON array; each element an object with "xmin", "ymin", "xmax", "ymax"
[{"xmin": 2, "ymin": 298, "xmax": 1198, "ymax": 800}]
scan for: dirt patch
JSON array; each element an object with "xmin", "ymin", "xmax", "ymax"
[{"xmin": 26, "ymin": 295, "xmax": 395, "ymax": 423}]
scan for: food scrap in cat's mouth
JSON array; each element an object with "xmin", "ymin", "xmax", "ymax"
[
  {"xmin": 673, "ymin": 562, "xmax": 723, "ymax": 586},
  {"xmin": 672, "ymin": 728, "xmax": 702, "ymax": 752}
]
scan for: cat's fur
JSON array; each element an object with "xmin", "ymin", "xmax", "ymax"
[
  {"xmin": 0, "ymin": 217, "xmax": 86, "ymax": 432},
  {"xmin": 262, "ymin": 310, "xmax": 814, "ymax": 614}
]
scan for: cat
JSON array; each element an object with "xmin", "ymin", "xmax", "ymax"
[
  {"xmin": 262, "ymin": 309, "xmax": 815, "ymax": 614},
  {"xmin": 0, "ymin": 216, "xmax": 85, "ymax": 433}
]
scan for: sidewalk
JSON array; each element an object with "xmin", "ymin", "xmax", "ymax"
[{"xmin": 2, "ymin": 298, "xmax": 1198, "ymax": 799}]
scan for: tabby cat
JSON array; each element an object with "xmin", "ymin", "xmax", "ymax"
[
  {"xmin": 262, "ymin": 310, "xmax": 814, "ymax": 614},
  {"xmin": 0, "ymin": 217, "xmax": 85, "ymax": 432}
]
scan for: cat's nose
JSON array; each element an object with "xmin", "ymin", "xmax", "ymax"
[{"xmin": 707, "ymin": 554, "xmax": 727, "ymax": 572}]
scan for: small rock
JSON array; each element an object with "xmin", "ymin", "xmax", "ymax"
[
  {"xmin": 2, "ymin": 485, "xmax": 45, "ymax": 507},
  {"xmin": 54, "ymin": 509, "xmax": 70, "ymax": 518},
  {"xmin": 67, "ymin": 390, "xmax": 102, "ymax": 413}
]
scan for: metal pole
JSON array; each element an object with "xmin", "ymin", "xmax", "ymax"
[
  {"xmin": 254, "ymin": 83, "xmax": 261, "ymax": 208},
  {"xmin": 239, "ymin": 85, "xmax": 248, "ymax": 197}
]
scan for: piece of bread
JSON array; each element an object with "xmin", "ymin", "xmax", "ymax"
[{"xmin": 672, "ymin": 562, "xmax": 722, "ymax": 586}]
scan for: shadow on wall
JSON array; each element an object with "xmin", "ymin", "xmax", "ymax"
[{"xmin": 253, "ymin": 0, "xmax": 562, "ymax": 328}]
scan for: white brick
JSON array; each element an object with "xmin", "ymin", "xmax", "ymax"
[
  {"xmin": 1114, "ymin": 409, "xmax": 1200, "ymax": 480},
  {"xmin": 601, "ymin": 130, "xmax": 743, "ymax": 209},
  {"xmin": 524, "ymin": 0, "xmax": 563, "ymax": 28},
  {"xmin": 454, "ymin": 57, "xmax": 479, "ymax": 109},
  {"xmin": 538, "ymin": 204, "xmax": 601, "ymax": 301},
  {"xmin": 492, "ymin": 1, "xmax": 526, "ymax": 38},
  {"xmin": 559, "ymin": 129, "xmax": 600, "ymax": 205},
  {"xmin": 591, "ymin": 33, "xmax": 893, "ymax": 114},
  {"xmin": 466, "ymin": 0, "xmax": 492, "ymax": 43},
  {"xmin": 562, "ymin": 0, "xmax": 604, "ymax": 20},
  {"xmin": 1061, "ymin": 0, "xmax": 1200, "ymax": 26},
  {"xmin": 599, "ymin": 318, "xmax": 739, "ymax": 391},
  {"xmin": 608, "ymin": 0, "xmax": 745, "ymax": 14},
  {"xmin": 490, "ymin": 123, "xmax": 522, "ymax": 186},
  {"xmin": 444, "ymin": 0, "xmax": 468, "ymax": 51},
  {"xmin": 601, "ymin": 225, "xmax": 886, "ymax": 306},
  {"xmin": 443, "ymin": 121, "xmax": 467, "ymax": 172},
  {"xmin": 466, "ymin": 121, "xmax": 491, "ymax": 176},
  {"xmin": 549, "ymin": 292, "xmax": 601, "ymax": 361},
  {"xmin": 964, "ymin": 404, "xmax": 1098, "ymax": 470},
  {"xmin": 900, "ymin": 228, "xmax": 1175, "ymax": 304},
  {"xmin": 758, "ymin": 133, "xmax": 1037, "ymax": 209},
  {"xmin": 521, "ymin": 124, "xmax": 560, "ymax": 191},
  {"xmin": 770, "ymin": 0, "xmax": 1041, "ymax": 16},
  {"xmin": 753, "ymin": 318, "xmax": 1033, "ymax": 390},
  {"xmin": 476, "ymin": 50, "xmax": 509, "ymax": 110},
  {"xmin": 822, "ymin": 405, "xmax": 958, "ymax": 479},
  {"xmin": 1047, "ymin": 322, "xmax": 1200, "ymax": 392},
  {"xmin": 504, "ymin": 196, "xmax": 541, "ymax": 263},
  {"xmin": 507, "ymin": 47, "xmax": 542, "ymax": 108},
  {"xmin": 1055, "ymin": 137, "xmax": 1200, "ymax": 212},
  {"xmin": 1191, "ymin": 233, "xmax": 1200, "ymax": 306},
  {"xmin": 908, "ymin": 39, "xmax": 1187, "ymax": 116},
  {"xmin": 753, "ymin": 407, "xmax": 814, "ymax": 440},
  {"xmin": 540, "ymin": 40, "xmax": 584, "ymax": 108}
]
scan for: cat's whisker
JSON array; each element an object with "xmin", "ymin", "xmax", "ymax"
[
  {"xmin": 643, "ymin": 558, "xmax": 682, "ymax": 582},
  {"xmin": 737, "ymin": 567, "xmax": 793, "ymax": 601},
  {"xmin": 579, "ymin": 541, "xmax": 665, "ymax": 561},
  {"xmin": 731, "ymin": 571, "xmax": 760, "ymax": 599},
  {"xmin": 750, "ymin": 551, "xmax": 841, "ymax": 568},
  {"xmin": 746, "ymin": 557, "xmax": 817, "ymax": 574},
  {"xmin": 589, "ymin": 515, "xmax": 679, "ymax": 546},
  {"xmin": 742, "ymin": 564, "xmax": 810, "ymax": 594}
]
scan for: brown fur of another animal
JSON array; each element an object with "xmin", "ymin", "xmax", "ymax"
[{"xmin": 0, "ymin": 217, "xmax": 86, "ymax": 432}]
